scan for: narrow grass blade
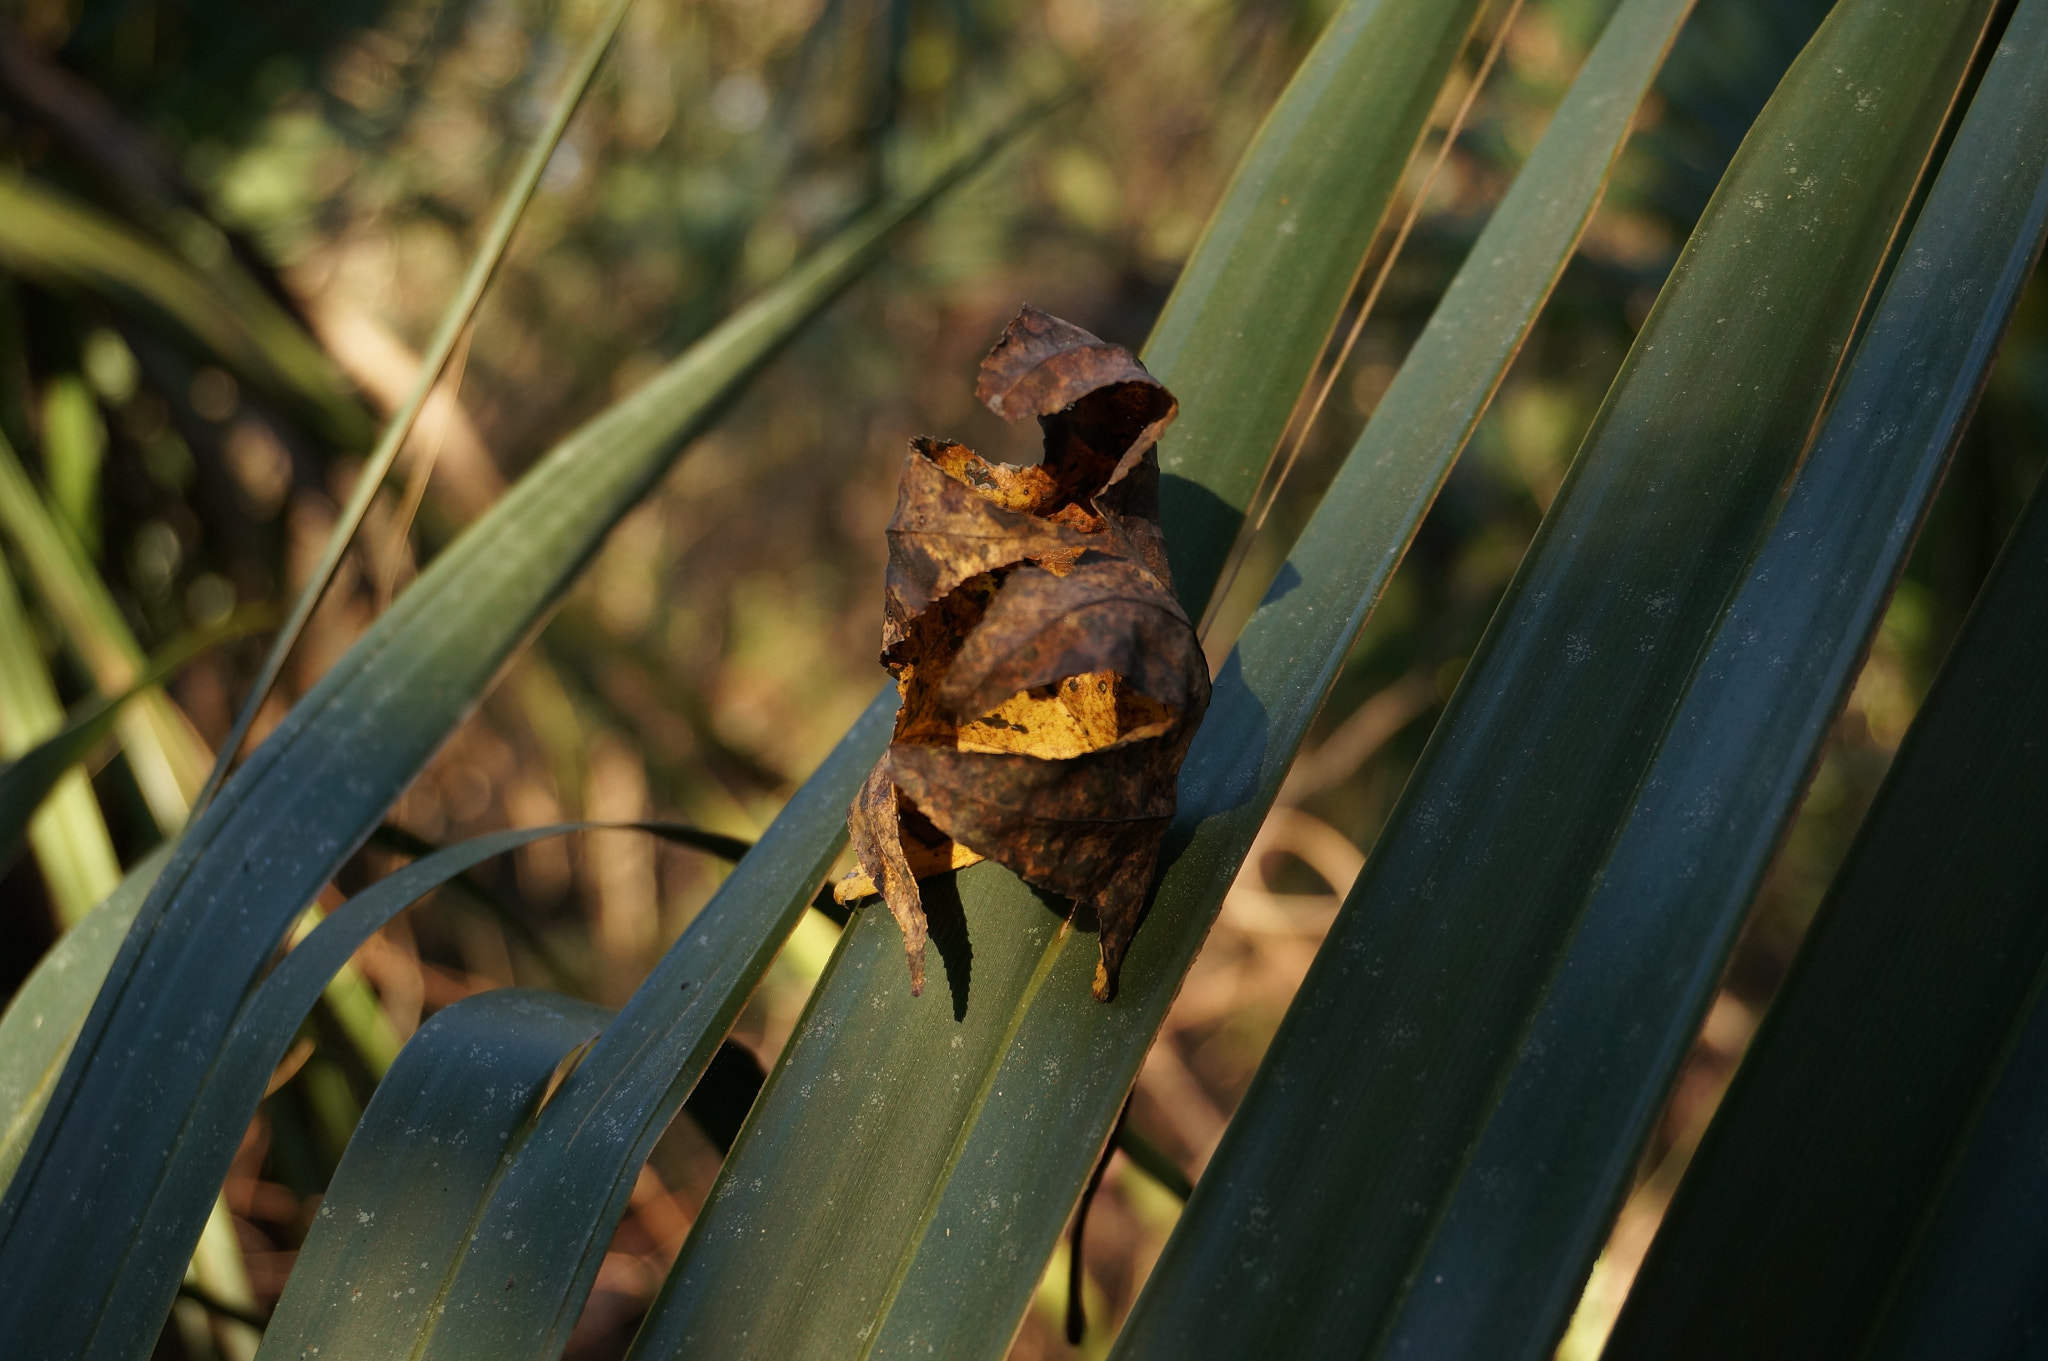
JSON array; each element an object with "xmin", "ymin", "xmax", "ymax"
[
  {"xmin": 632, "ymin": 2, "xmax": 1696, "ymax": 1356},
  {"xmin": 1114, "ymin": 0, "xmax": 1998, "ymax": 1355},
  {"xmin": 0, "ymin": 170, "xmax": 371, "ymax": 451},
  {"xmin": 1607, "ymin": 425, "xmax": 2048, "ymax": 1361},
  {"xmin": 0, "ymin": 848, "xmax": 169, "ymax": 1194},
  {"xmin": 0, "ymin": 551, "xmax": 119, "ymax": 922},
  {"xmin": 258, "ymin": 990, "xmax": 613, "ymax": 1360},
  {"xmin": 1143, "ymin": 0, "xmax": 1488, "ymax": 611},
  {"xmin": 0, "ymin": 610, "xmax": 264, "ymax": 866},
  {"xmin": 0, "ymin": 434, "xmax": 209, "ymax": 831},
  {"xmin": 0, "ymin": 122, "xmax": 1004, "ymax": 1361},
  {"xmin": 196, "ymin": 0, "xmax": 638, "ymax": 815},
  {"xmin": 1373, "ymin": 9, "xmax": 2048, "ymax": 1352}
]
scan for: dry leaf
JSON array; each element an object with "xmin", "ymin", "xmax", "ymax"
[{"xmin": 835, "ymin": 307, "xmax": 1210, "ymax": 1001}]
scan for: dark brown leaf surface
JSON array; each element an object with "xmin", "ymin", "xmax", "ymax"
[{"xmin": 836, "ymin": 306, "xmax": 1209, "ymax": 1000}]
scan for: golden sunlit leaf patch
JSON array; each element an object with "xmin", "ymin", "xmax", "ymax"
[{"xmin": 835, "ymin": 306, "xmax": 1210, "ymax": 1001}]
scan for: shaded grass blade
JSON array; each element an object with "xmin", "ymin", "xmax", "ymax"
[
  {"xmin": 631, "ymin": 2, "xmax": 1696, "ymax": 1355},
  {"xmin": 256, "ymin": 990, "xmax": 614, "ymax": 1360},
  {"xmin": 0, "ymin": 124, "xmax": 1006, "ymax": 1361},
  {"xmin": 1114, "ymin": 0, "xmax": 1999, "ymax": 1354}
]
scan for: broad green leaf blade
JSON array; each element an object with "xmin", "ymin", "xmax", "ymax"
[
  {"xmin": 1606, "ymin": 436, "xmax": 2048, "ymax": 1360},
  {"xmin": 0, "ymin": 611, "xmax": 262, "ymax": 867},
  {"xmin": 0, "ymin": 849, "xmax": 168, "ymax": 1195},
  {"xmin": 0, "ymin": 130, "xmax": 999, "ymax": 1361},
  {"xmin": 0, "ymin": 169, "xmax": 372, "ymax": 451},
  {"xmin": 258, "ymin": 990, "xmax": 613, "ymax": 1361},
  {"xmin": 1114, "ymin": 0, "xmax": 1998, "ymax": 1355},
  {"xmin": 0, "ymin": 434, "xmax": 209, "ymax": 832},
  {"xmin": 1374, "ymin": 8, "xmax": 2048, "ymax": 1352},
  {"xmin": 633, "ymin": 1, "xmax": 1695, "ymax": 1355},
  {"xmin": 0, "ymin": 550, "xmax": 119, "ymax": 922},
  {"xmin": 1143, "ymin": 0, "xmax": 1488, "ymax": 613},
  {"xmin": 409, "ymin": 697, "xmax": 892, "ymax": 1360}
]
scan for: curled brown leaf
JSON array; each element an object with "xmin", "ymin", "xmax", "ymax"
[{"xmin": 836, "ymin": 306, "xmax": 1209, "ymax": 1001}]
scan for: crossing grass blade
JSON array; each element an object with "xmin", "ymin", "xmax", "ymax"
[
  {"xmin": 1112, "ymin": 0, "xmax": 2000, "ymax": 1354},
  {"xmin": 0, "ymin": 118, "xmax": 1013, "ymax": 1361},
  {"xmin": 628, "ymin": 1, "xmax": 1699, "ymax": 1355}
]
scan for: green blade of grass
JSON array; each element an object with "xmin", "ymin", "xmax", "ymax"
[
  {"xmin": 0, "ymin": 550, "xmax": 120, "ymax": 922},
  {"xmin": 1608, "ymin": 424, "xmax": 2048, "ymax": 1361},
  {"xmin": 1366, "ymin": 9, "xmax": 2048, "ymax": 1352},
  {"xmin": 0, "ymin": 847, "xmax": 169, "ymax": 1195},
  {"xmin": 629, "ymin": 2, "xmax": 1697, "ymax": 1356},
  {"xmin": 0, "ymin": 170, "xmax": 372, "ymax": 452},
  {"xmin": 256, "ymin": 990, "xmax": 615, "ymax": 1360},
  {"xmin": 1112, "ymin": 0, "xmax": 1999, "ymax": 1356},
  {"xmin": 1143, "ymin": 0, "xmax": 1489, "ymax": 613},
  {"xmin": 194, "ymin": 0, "xmax": 638, "ymax": 815},
  {"xmin": 0, "ymin": 433, "xmax": 211, "ymax": 833},
  {"xmin": 0, "ymin": 609, "xmax": 266, "ymax": 868},
  {"xmin": 0, "ymin": 119, "xmax": 1009, "ymax": 1361}
]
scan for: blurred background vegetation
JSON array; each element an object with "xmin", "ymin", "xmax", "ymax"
[{"xmin": 0, "ymin": 0, "xmax": 2040, "ymax": 1355}]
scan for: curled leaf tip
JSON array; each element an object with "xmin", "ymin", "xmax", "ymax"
[{"xmin": 846, "ymin": 307, "xmax": 1210, "ymax": 1001}]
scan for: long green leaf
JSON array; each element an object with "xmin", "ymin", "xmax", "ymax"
[
  {"xmin": 631, "ymin": 1, "xmax": 1694, "ymax": 1355},
  {"xmin": 1608, "ymin": 426, "xmax": 2048, "ymax": 1361},
  {"xmin": 1144, "ymin": 0, "xmax": 1487, "ymax": 612},
  {"xmin": 257, "ymin": 990, "xmax": 614, "ymax": 1360},
  {"xmin": 1113, "ymin": 0, "xmax": 1997, "ymax": 1355},
  {"xmin": 1598, "ymin": 25, "xmax": 2048, "ymax": 1353},
  {"xmin": 0, "ymin": 124, "xmax": 1006, "ymax": 1361},
  {"xmin": 1362, "ymin": 8, "xmax": 2048, "ymax": 1352},
  {"xmin": 0, "ymin": 848, "xmax": 169, "ymax": 1194},
  {"xmin": 0, "ymin": 169, "xmax": 371, "ymax": 451}
]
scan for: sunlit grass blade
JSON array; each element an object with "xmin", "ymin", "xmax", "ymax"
[
  {"xmin": 0, "ymin": 609, "xmax": 265, "ymax": 867},
  {"xmin": 1364, "ymin": 11, "xmax": 2048, "ymax": 1353},
  {"xmin": 195, "ymin": 0, "xmax": 638, "ymax": 815},
  {"xmin": 257, "ymin": 990, "xmax": 614, "ymax": 1360},
  {"xmin": 1113, "ymin": 0, "xmax": 2000, "ymax": 1355},
  {"xmin": 1143, "ymin": 0, "xmax": 1489, "ymax": 611},
  {"xmin": 1607, "ymin": 443, "xmax": 2048, "ymax": 1360},
  {"xmin": 0, "ymin": 551, "xmax": 119, "ymax": 922},
  {"xmin": 0, "ymin": 433, "xmax": 210, "ymax": 831},
  {"xmin": 0, "ymin": 847, "xmax": 169, "ymax": 1193},
  {"xmin": 631, "ymin": 1, "xmax": 1697, "ymax": 1355},
  {"xmin": 0, "ymin": 169, "xmax": 371, "ymax": 451},
  {"xmin": 0, "ymin": 118, "xmax": 1011, "ymax": 1361}
]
